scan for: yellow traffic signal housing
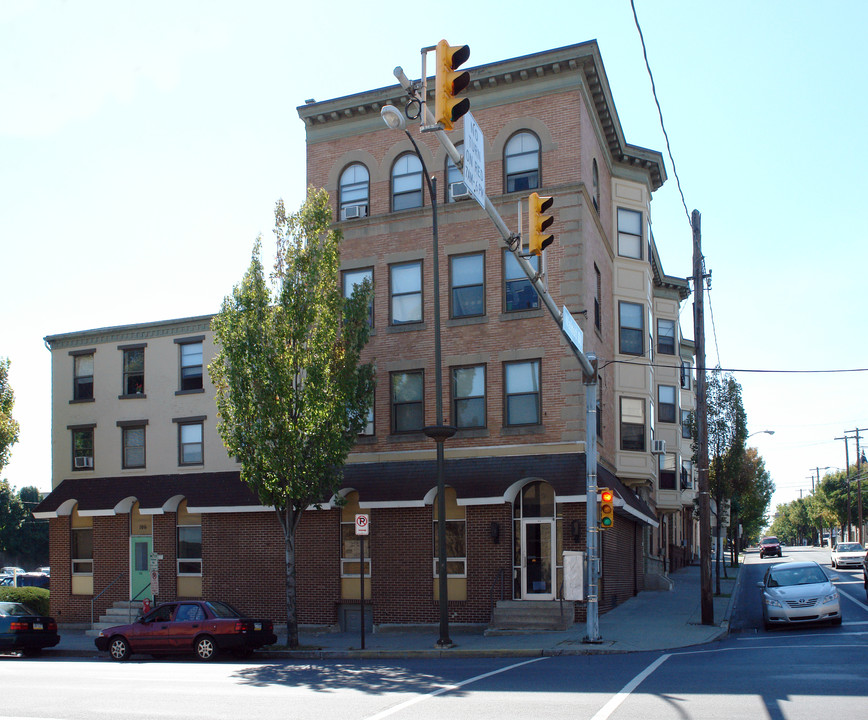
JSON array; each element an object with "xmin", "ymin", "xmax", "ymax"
[
  {"xmin": 434, "ymin": 39, "xmax": 471, "ymax": 131},
  {"xmin": 528, "ymin": 192, "xmax": 554, "ymax": 255},
  {"xmin": 600, "ymin": 488, "xmax": 614, "ymax": 529}
]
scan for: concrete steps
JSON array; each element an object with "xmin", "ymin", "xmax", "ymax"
[
  {"xmin": 487, "ymin": 600, "xmax": 574, "ymax": 634},
  {"xmin": 85, "ymin": 601, "xmax": 144, "ymax": 637}
]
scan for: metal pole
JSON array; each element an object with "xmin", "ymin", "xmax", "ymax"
[
  {"xmin": 359, "ymin": 534, "xmax": 365, "ymax": 650},
  {"xmin": 584, "ymin": 360, "xmax": 601, "ymax": 643}
]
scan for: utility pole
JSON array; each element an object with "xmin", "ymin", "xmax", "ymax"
[
  {"xmin": 836, "ymin": 436, "xmax": 852, "ymax": 541},
  {"xmin": 841, "ymin": 429, "xmax": 867, "ymax": 544},
  {"xmin": 693, "ymin": 209, "xmax": 713, "ymax": 626}
]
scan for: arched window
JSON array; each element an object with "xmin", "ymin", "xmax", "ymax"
[
  {"xmin": 592, "ymin": 159, "xmax": 600, "ymax": 213},
  {"xmin": 504, "ymin": 131, "xmax": 540, "ymax": 193},
  {"xmin": 391, "ymin": 153, "xmax": 423, "ymax": 211},
  {"xmin": 445, "ymin": 142, "xmax": 465, "ymax": 203},
  {"xmin": 339, "ymin": 163, "xmax": 369, "ymax": 220}
]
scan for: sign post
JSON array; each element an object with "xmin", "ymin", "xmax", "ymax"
[{"xmin": 355, "ymin": 514, "xmax": 369, "ymax": 649}]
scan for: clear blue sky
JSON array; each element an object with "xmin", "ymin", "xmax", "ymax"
[{"xmin": 3, "ymin": 1, "xmax": 867, "ymax": 519}]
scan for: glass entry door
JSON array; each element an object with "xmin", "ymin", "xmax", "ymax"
[{"xmin": 521, "ymin": 518, "xmax": 556, "ymax": 599}]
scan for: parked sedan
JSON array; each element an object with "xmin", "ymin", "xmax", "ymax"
[
  {"xmin": 95, "ymin": 600, "xmax": 277, "ymax": 661},
  {"xmin": 0, "ymin": 601, "xmax": 60, "ymax": 656},
  {"xmin": 758, "ymin": 561, "xmax": 841, "ymax": 630},
  {"xmin": 830, "ymin": 541, "xmax": 864, "ymax": 568}
]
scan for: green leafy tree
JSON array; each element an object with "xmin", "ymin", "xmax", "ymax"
[
  {"xmin": 0, "ymin": 358, "xmax": 20, "ymax": 474},
  {"xmin": 209, "ymin": 188, "xmax": 375, "ymax": 648},
  {"xmin": 14, "ymin": 487, "xmax": 49, "ymax": 567},
  {"xmin": 0, "ymin": 479, "xmax": 26, "ymax": 558},
  {"xmin": 733, "ymin": 448, "xmax": 774, "ymax": 548}
]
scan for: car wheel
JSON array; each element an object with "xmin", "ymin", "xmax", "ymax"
[
  {"xmin": 832, "ymin": 559, "xmax": 836, "ymax": 568},
  {"xmin": 195, "ymin": 635, "xmax": 218, "ymax": 661},
  {"xmin": 831, "ymin": 616, "xmax": 843, "ymax": 626},
  {"xmin": 109, "ymin": 636, "xmax": 131, "ymax": 661}
]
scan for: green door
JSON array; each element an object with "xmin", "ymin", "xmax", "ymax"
[{"xmin": 130, "ymin": 536, "xmax": 153, "ymax": 602}]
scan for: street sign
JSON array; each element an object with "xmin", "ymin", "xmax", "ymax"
[
  {"xmin": 562, "ymin": 305, "xmax": 584, "ymax": 354},
  {"xmin": 150, "ymin": 569, "xmax": 159, "ymax": 595},
  {"xmin": 148, "ymin": 552, "xmax": 163, "ymax": 572},
  {"xmin": 355, "ymin": 514, "xmax": 369, "ymax": 536},
  {"xmin": 462, "ymin": 112, "xmax": 486, "ymax": 209}
]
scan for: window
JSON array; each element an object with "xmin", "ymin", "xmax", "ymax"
[
  {"xmin": 177, "ymin": 525, "xmax": 202, "ymax": 575},
  {"xmin": 619, "ymin": 302, "xmax": 644, "ymax": 355},
  {"xmin": 505, "ymin": 360, "xmax": 541, "ymax": 426},
  {"xmin": 657, "ymin": 319, "xmax": 676, "ymax": 355},
  {"xmin": 178, "ymin": 340, "xmax": 203, "ymax": 392},
  {"xmin": 445, "ymin": 142, "xmax": 464, "ymax": 202},
  {"xmin": 452, "ymin": 365, "xmax": 485, "ymax": 429},
  {"xmin": 505, "ymin": 132, "xmax": 540, "ymax": 193},
  {"xmin": 658, "ymin": 385, "xmax": 677, "ymax": 423},
  {"xmin": 71, "ymin": 426, "xmax": 94, "ymax": 471},
  {"xmin": 391, "ymin": 371, "xmax": 424, "ymax": 433},
  {"xmin": 433, "ymin": 487, "xmax": 466, "ymax": 577},
  {"xmin": 390, "ymin": 261, "xmax": 422, "ymax": 325},
  {"xmin": 343, "ymin": 267, "xmax": 373, "ymax": 328},
  {"xmin": 341, "ymin": 492, "xmax": 370, "ymax": 579},
  {"xmin": 680, "ymin": 361, "xmax": 691, "ymax": 390},
  {"xmin": 592, "ymin": 159, "xmax": 600, "ymax": 213},
  {"xmin": 681, "ymin": 409, "xmax": 692, "ymax": 439},
  {"xmin": 617, "ymin": 208, "xmax": 643, "ymax": 259},
  {"xmin": 504, "ymin": 251, "xmax": 539, "ymax": 311},
  {"xmin": 681, "ymin": 460, "xmax": 693, "ymax": 490},
  {"xmin": 177, "ymin": 420, "xmax": 204, "ymax": 465},
  {"xmin": 659, "ymin": 453, "xmax": 677, "ymax": 490},
  {"xmin": 72, "ymin": 352, "xmax": 94, "ymax": 401},
  {"xmin": 359, "ymin": 404, "xmax": 375, "ymax": 436},
  {"xmin": 71, "ymin": 527, "xmax": 93, "ymax": 574},
  {"xmin": 450, "ymin": 253, "xmax": 484, "ymax": 318},
  {"xmin": 594, "ymin": 264, "xmax": 602, "ymax": 331},
  {"xmin": 620, "ymin": 397, "xmax": 645, "ymax": 451},
  {"xmin": 339, "ymin": 163, "xmax": 369, "ymax": 219},
  {"xmin": 121, "ymin": 346, "xmax": 145, "ymax": 396},
  {"xmin": 391, "ymin": 153, "xmax": 423, "ymax": 211},
  {"xmin": 121, "ymin": 424, "xmax": 146, "ymax": 469}
]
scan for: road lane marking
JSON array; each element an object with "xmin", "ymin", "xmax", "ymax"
[
  {"xmin": 588, "ymin": 653, "xmax": 670, "ymax": 720},
  {"xmin": 838, "ymin": 587, "xmax": 868, "ymax": 612},
  {"xmin": 364, "ymin": 656, "xmax": 549, "ymax": 720}
]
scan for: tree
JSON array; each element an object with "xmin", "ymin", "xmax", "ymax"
[
  {"xmin": 733, "ymin": 448, "xmax": 774, "ymax": 548},
  {"xmin": 0, "ymin": 479, "xmax": 26, "ymax": 558},
  {"xmin": 209, "ymin": 188, "xmax": 375, "ymax": 648},
  {"xmin": 0, "ymin": 357, "xmax": 20, "ymax": 475}
]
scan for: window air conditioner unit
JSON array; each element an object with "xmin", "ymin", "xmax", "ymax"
[
  {"xmin": 342, "ymin": 205, "xmax": 367, "ymax": 220},
  {"xmin": 74, "ymin": 456, "xmax": 93, "ymax": 468},
  {"xmin": 449, "ymin": 181, "xmax": 471, "ymax": 201},
  {"xmin": 652, "ymin": 439, "xmax": 666, "ymax": 455}
]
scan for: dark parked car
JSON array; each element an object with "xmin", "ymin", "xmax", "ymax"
[
  {"xmin": 759, "ymin": 536, "xmax": 783, "ymax": 558},
  {"xmin": 0, "ymin": 601, "xmax": 60, "ymax": 656},
  {"xmin": 95, "ymin": 600, "xmax": 277, "ymax": 661}
]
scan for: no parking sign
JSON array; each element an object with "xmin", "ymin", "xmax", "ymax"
[{"xmin": 355, "ymin": 514, "xmax": 369, "ymax": 536}]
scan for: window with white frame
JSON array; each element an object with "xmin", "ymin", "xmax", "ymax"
[
  {"xmin": 390, "ymin": 261, "xmax": 422, "ymax": 325},
  {"xmin": 71, "ymin": 426, "xmax": 94, "ymax": 471},
  {"xmin": 71, "ymin": 526, "xmax": 93, "ymax": 574},
  {"xmin": 657, "ymin": 319, "xmax": 676, "ymax": 355},
  {"xmin": 504, "ymin": 250, "xmax": 539, "ymax": 311},
  {"xmin": 450, "ymin": 252, "xmax": 484, "ymax": 318},
  {"xmin": 681, "ymin": 409, "xmax": 692, "ymax": 439},
  {"xmin": 340, "ymin": 492, "xmax": 370, "ymax": 579},
  {"xmin": 391, "ymin": 371, "xmax": 424, "ymax": 433},
  {"xmin": 505, "ymin": 132, "xmax": 540, "ymax": 193},
  {"xmin": 121, "ymin": 346, "xmax": 145, "ymax": 396},
  {"xmin": 391, "ymin": 153, "xmax": 423, "ymax": 211},
  {"xmin": 343, "ymin": 267, "xmax": 373, "ymax": 328},
  {"xmin": 177, "ymin": 420, "xmax": 204, "ymax": 465},
  {"xmin": 620, "ymin": 397, "xmax": 645, "ymax": 451},
  {"xmin": 445, "ymin": 142, "xmax": 465, "ymax": 202},
  {"xmin": 618, "ymin": 208, "xmax": 643, "ymax": 259},
  {"xmin": 177, "ymin": 523, "xmax": 202, "ymax": 575},
  {"xmin": 178, "ymin": 340, "xmax": 204, "ymax": 392},
  {"xmin": 72, "ymin": 352, "xmax": 94, "ymax": 401},
  {"xmin": 433, "ymin": 487, "xmax": 466, "ymax": 577},
  {"xmin": 505, "ymin": 359, "xmax": 541, "ymax": 426},
  {"xmin": 619, "ymin": 302, "xmax": 644, "ymax": 355},
  {"xmin": 339, "ymin": 163, "xmax": 369, "ymax": 219},
  {"xmin": 121, "ymin": 424, "xmax": 146, "ymax": 469},
  {"xmin": 658, "ymin": 385, "xmax": 677, "ymax": 423},
  {"xmin": 452, "ymin": 365, "xmax": 485, "ymax": 429},
  {"xmin": 659, "ymin": 452, "xmax": 677, "ymax": 490}
]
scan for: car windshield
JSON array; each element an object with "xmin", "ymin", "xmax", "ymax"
[
  {"xmin": 768, "ymin": 566, "xmax": 828, "ymax": 587},
  {"xmin": 762, "ymin": 538, "xmax": 778, "ymax": 544},
  {"xmin": 205, "ymin": 601, "xmax": 245, "ymax": 619},
  {"xmin": 835, "ymin": 543, "xmax": 863, "ymax": 552},
  {"xmin": 0, "ymin": 602, "xmax": 35, "ymax": 616}
]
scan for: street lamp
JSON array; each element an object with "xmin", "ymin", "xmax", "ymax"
[
  {"xmin": 381, "ymin": 105, "xmax": 456, "ymax": 648},
  {"xmin": 747, "ymin": 430, "xmax": 775, "ymax": 439}
]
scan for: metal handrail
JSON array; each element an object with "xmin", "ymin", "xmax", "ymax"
[
  {"xmin": 488, "ymin": 567, "xmax": 509, "ymax": 620},
  {"xmin": 91, "ymin": 571, "xmax": 125, "ymax": 630},
  {"xmin": 128, "ymin": 583, "xmax": 152, "ymax": 623}
]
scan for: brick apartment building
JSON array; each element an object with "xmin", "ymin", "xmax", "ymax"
[{"xmin": 35, "ymin": 40, "xmax": 696, "ymax": 630}]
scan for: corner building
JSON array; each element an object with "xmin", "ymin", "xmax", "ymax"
[{"xmin": 36, "ymin": 41, "xmax": 696, "ymax": 631}]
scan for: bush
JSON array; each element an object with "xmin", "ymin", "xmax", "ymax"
[{"xmin": 0, "ymin": 587, "xmax": 50, "ymax": 615}]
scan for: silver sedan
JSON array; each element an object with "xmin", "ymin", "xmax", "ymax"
[{"xmin": 758, "ymin": 561, "xmax": 842, "ymax": 630}]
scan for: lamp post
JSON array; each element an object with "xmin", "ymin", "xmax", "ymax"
[
  {"xmin": 382, "ymin": 105, "xmax": 456, "ymax": 647},
  {"xmin": 747, "ymin": 430, "xmax": 775, "ymax": 439}
]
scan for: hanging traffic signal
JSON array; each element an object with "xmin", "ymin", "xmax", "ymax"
[
  {"xmin": 600, "ymin": 488, "xmax": 614, "ymax": 530},
  {"xmin": 434, "ymin": 39, "xmax": 471, "ymax": 131},
  {"xmin": 528, "ymin": 192, "xmax": 554, "ymax": 255}
]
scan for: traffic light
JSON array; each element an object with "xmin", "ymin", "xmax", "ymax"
[
  {"xmin": 528, "ymin": 192, "xmax": 554, "ymax": 255},
  {"xmin": 434, "ymin": 39, "xmax": 471, "ymax": 131},
  {"xmin": 600, "ymin": 488, "xmax": 614, "ymax": 530}
]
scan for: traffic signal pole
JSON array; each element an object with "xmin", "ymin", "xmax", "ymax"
[{"xmin": 391, "ymin": 61, "xmax": 603, "ymax": 641}]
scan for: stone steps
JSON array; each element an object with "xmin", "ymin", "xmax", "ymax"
[
  {"xmin": 487, "ymin": 599, "xmax": 574, "ymax": 634},
  {"xmin": 86, "ymin": 601, "xmax": 145, "ymax": 637}
]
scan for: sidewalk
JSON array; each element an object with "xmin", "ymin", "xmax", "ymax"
[{"xmin": 46, "ymin": 562, "xmax": 740, "ymax": 659}]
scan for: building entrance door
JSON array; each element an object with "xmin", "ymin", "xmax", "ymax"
[
  {"xmin": 521, "ymin": 518, "xmax": 556, "ymax": 599},
  {"xmin": 130, "ymin": 536, "xmax": 153, "ymax": 602}
]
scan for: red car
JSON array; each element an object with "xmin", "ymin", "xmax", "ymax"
[
  {"xmin": 759, "ymin": 536, "xmax": 783, "ymax": 559},
  {"xmin": 94, "ymin": 600, "xmax": 277, "ymax": 661}
]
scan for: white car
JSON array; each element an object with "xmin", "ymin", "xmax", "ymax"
[
  {"xmin": 758, "ymin": 561, "xmax": 842, "ymax": 629},
  {"xmin": 830, "ymin": 542, "xmax": 865, "ymax": 569}
]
